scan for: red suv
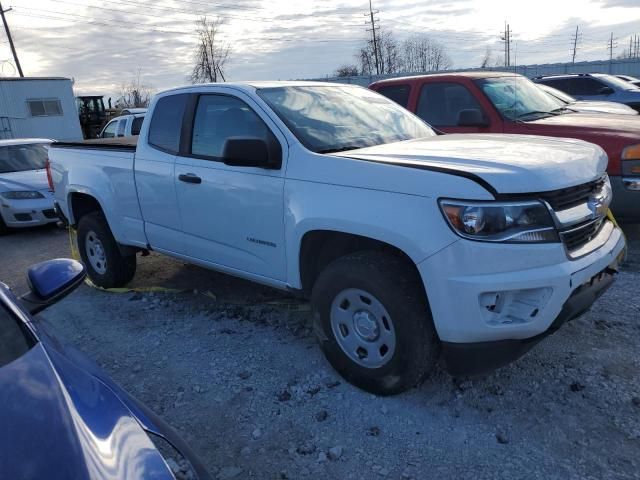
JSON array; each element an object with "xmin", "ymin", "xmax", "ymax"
[{"xmin": 370, "ymin": 72, "xmax": 640, "ymax": 221}]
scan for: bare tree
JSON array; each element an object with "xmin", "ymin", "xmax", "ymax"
[
  {"xmin": 117, "ymin": 70, "xmax": 153, "ymax": 108},
  {"xmin": 480, "ymin": 46, "xmax": 493, "ymax": 68},
  {"xmin": 357, "ymin": 28, "xmax": 402, "ymax": 75},
  {"xmin": 191, "ymin": 16, "xmax": 230, "ymax": 83},
  {"xmin": 335, "ymin": 64, "xmax": 359, "ymax": 77},
  {"xmin": 400, "ymin": 34, "xmax": 452, "ymax": 72}
]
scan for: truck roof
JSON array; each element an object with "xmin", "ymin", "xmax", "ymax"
[
  {"xmin": 371, "ymin": 71, "xmax": 520, "ymax": 86},
  {"xmin": 0, "ymin": 138, "xmax": 53, "ymax": 146},
  {"xmin": 160, "ymin": 80, "xmax": 360, "ymax": 96}
]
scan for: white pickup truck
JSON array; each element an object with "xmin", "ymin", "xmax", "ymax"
[{"xmin": 49, "ymin": 81, "xmax": 626, "ymax": 395}]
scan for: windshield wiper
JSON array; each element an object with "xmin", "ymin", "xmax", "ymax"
[
  {"xmin": 515, "ymin": 110, "xmax": 560, "ymax": 119},
  {"xmin": 317, "ymin": 145, "xmax": 365, "ymax": 154}
]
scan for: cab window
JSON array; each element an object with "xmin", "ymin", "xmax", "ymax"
[
  {"xmin": 101, "ymin": 121, "xmax": 117, "ymax": 138},
  {"xmin": 191, "ymin": 95, "xmax": 272, "ymax": 160},
  {"xmin": 416, "ymin": 82, "xmax": 484, "ymax": 127},
  {"xmin": 376, "ymin": 84, "xmax": 411, "ymax": 108}
]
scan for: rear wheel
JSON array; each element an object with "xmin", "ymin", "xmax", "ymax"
[
  {"xmin": 77, "ymin": 212, "xmax": 136, "ymax": 288},
  {"xmin": 311, "ymin": 251, "xmax": 440, "ymax": 395},
  {"xmin": 0, "ymin": 214, "xmax": 8, "ymax": 235}
]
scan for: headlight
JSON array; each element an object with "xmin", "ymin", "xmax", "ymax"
[
  {"xmin": 0, "ymin": 191, "xmax": 45, "ymax": 200},
  {"xmin": 439, "ymin": 199, "xmax": 559, "ymax": 243},
  {"xmin": 621, "ymin": 144, "xmax": 640, "ymax": 160}
]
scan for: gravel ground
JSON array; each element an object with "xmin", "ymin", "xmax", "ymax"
[{"xmin": 1, "ymin": 223, "xmax": 639, "ymax": 480}]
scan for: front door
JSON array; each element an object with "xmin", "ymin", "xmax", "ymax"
[{"xmin": 174, "ymin": 91, "xmax": 288, "ymax": 281}]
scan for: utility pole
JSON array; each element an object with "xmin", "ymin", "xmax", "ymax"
[
  {"xmin": 608, "ymin": 32, "xmax": 617, "ymax": 61},
  {"xmin": 365, "ymin": 0, "xmax": 380, "ymax": 75},
  {"xmin": 0, "ymin": 2, "xmax": 23, "ymax": 77},
  {"xmin": 571, "ymin": 25, "xmax": 580, "ymax": 64},
  {"xmin": 501, "ymin": 22, "xmax": 512, "ymax": 67}
]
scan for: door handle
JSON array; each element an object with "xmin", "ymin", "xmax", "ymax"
[{"xmin": 178, "ymin": 173, "xmax": 202, "ymax": 184}]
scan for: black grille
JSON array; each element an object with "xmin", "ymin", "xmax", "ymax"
[
  {"xmin": 42, "ymin": 209, "xmax": 58, "ymax": 219},
  {"xmin": 561, "ymin": 218, "xmax": 606, "ymax": 251},
  {"xmin": 14, "ymin": 213, "xmax": 32, "ymax": 222},
  {"xmin": 537, "ymin": 176, "xmax": 606, "ymax": 211}
]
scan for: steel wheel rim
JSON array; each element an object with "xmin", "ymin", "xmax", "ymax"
[
  {"xmin": 85, "ymin": 230, "xmax": 107, "ymax": 274},
  {"xmin": 330, "ymin": 288, "xmax": 396, "ymax": 369}
]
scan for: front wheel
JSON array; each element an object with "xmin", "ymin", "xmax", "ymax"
[
  {"xmin": 311, "ymin": 251, "xmax": 440, "ymax": 395},
  {"xmin": 77, "ymin": 212, "xmax": 136, "ymax": 289}
]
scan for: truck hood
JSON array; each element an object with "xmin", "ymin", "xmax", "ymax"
[
  {"xmin": 0, "ymin": 344, "xmax": 174, "ymax": 480},
  {"xmin": 0, "ymin": 169, "xmax": 49, "ymax": 192},
  {"xmin": 525, "ymin": 111, "xmax": 640, "ymax": 140},
  {"xmin": 569, "ymin": 101, "xmax": 638, "ymax": 115},
  {"xmin": 335, "ymin": 134, "xmax": 607, "ymax": 194}
]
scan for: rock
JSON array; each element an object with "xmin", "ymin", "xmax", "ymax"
[
  {"xmin": 193, "ymin": 385, "xmax": 203, "ymax": 393},
  {"xmin": 296, "ymin": 443, "xmax": 316, "ymax": 455},
  {"xmin": 132, "ymin": 363, "xmax": 142, "ymax": 373},
  {"xmin": 496, "ymin": 432, "xmax": 509, "ymax": 444},
  {"xmin": 238, "ymin": 371, "xmax": 252, "ymax": 380},
  {"xmin": 377, "ymin": 467, "xmax": 389, "ymax": 476},
  {"xmin": 367, "ymin": 426, "xmax": 381, "ymax": 437},
  {"xmin": 218, "ymin": 466, "xmax": 243, "ymax": 479},
  {"xmin": 252, "ymin": 428, "xmax": 262, "ymax": 439},
  {"xmin": 315, "ymin": 410, "xmax": 329, "ymax": 422},
  {"xmin": 401, "ymin": 468, "xmax": 413, "ymax": 479},
  {"xmin": 380, "ymin": 405, "xmax": 389, "ymax": 414},
  {"xmin": 240, "ymin": 446, "xmax": 251, "ymax": 456},
  {"xmin": 317, "ymin": 452, "xmax": 327, "ymax": 462},
  {"xmin": 328, "ymin": 446, "xmax": 343, "ymax": 460},
  {"xmin": 278, "ymin": 390, "xmax": 292, "ymax": 402},
  {"xmin": 632, "ymin": 397, "xmax": 640, "ymax": 407},
  {"xmin": 570, "ymin": 382, "xmax": 586, "ymax": 392}
]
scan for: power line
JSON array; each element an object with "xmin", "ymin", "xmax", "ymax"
[{"xmin": 0, "ymin": 1, "xmax": 23, "ymax": 76}]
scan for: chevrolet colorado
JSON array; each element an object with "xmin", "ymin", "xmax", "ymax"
[{"xmin": 49, "ymin": 82, "xmax": 625, "ymax": 395}]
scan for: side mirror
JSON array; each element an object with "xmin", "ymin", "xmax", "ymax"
[
  {"xmin": 19, "ymin": 259, "xmax": 86, "ymax": 314},
  {"xmin": 457, "ymin": 109, "xmax": 489, "ymax": 127},
  {"xmin": 599, "ymin": 86, "xmax": 614, "ymax": 95},
  {"xmin": 222, "ymin": 137, "xmax": 281, "ymax": 169}
]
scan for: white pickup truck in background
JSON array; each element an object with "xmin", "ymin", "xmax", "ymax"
[
  {"xmin": 99, "ymin": 111, "xmax": 146, "ymax": 138},
  {"xmin": 49, "ymin": 82, "xmax": 625, "ymax": 395}
]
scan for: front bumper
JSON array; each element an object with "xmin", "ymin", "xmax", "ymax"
[
  {"xmin": 0, "ymin": 196, "xmax": 58, "ymax": 228},
  {"xmin": 441, "ymin": 265, "xmax": 616, "ymax": 375},
  {"xmin": 418, "ymin": 221, "xmax": 625, "ymax": 347},
  {"xmin": 610, "ymin": 175, "xmax": 640, "ymax": 222}
]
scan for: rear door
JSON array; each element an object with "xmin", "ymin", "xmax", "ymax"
[
  {"xmin": 134, "ymin": 93, "xmax": 189, "ymax": 254},
  {"xmin": 174, "ymin": 89, "xmax": 288, "ymax": 281}
]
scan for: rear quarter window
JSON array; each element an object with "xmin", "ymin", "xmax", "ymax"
[
  {"xmin": 375, "ymin": 84, "xmax": 411, "ymax": 108},
  {"xmin": 148, "ymin": 94, "xmax": 188, "ymax": 154}
]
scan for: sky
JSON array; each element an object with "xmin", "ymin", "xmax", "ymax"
[{"xmin": 0, "ymin": 0, "xmax": 639, "ymax": 99}]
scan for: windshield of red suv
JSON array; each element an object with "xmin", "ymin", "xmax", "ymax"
[
  {"xmin": 257, "ymin": 85, "xmax": 435, "ymax": 153},
  {"xmin": 477, "ymin": 76, "xmax": 566, "ymax": 121}
]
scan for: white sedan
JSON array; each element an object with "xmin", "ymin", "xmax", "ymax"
[{"xmin": 0, "ymin": 138, "xmax": 57, "ymax": 233}]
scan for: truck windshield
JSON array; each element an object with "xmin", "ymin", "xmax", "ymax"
[
  {"xmin": 477, "ymin": 76, "xmax": 566, "ymax": 121},
  {"xmin": 257, "ymin": 85, "xmax": 435, "ymax": 153},
  {"xmin": 0, "ymin": 144, "xmax": 49, "ymax": 174}
]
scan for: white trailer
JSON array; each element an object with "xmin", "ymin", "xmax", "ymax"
[{"xmin": 0, "ymin": 77, "xmax": 82, "ymax": 141}]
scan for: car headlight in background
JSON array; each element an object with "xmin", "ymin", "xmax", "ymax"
[
  {"xmin": 0, "ymin": 191, "xmax": 45, "ymax": 200},
  {"xmin": 439, "ymin": 200, "xmax": 559, "ymax": 243}
]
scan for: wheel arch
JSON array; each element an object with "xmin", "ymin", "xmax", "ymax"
[{"xmin": 298, "ymin": 229, "xmax": 425, "ymax": 298}]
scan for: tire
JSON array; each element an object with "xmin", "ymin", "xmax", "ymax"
[
  {"xmin": 77, "ymin": 211, "xmax": 136, "ymax": 288},
  {"xmin": 0, "ymin": 214, "xmax": 8, "ymax": 235},
  {"xmin": 311, "ymin": 251, "xmax": 440, "ymax": 396}
]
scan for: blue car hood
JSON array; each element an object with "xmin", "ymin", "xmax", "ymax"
[{"xmin": 0, "ymin": 343, "xmax": 174, "ymax": 480}]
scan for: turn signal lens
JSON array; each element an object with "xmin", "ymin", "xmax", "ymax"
[{"xmin": 622, "ymin": 144, "xmax": 640, "ymax": 160}]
